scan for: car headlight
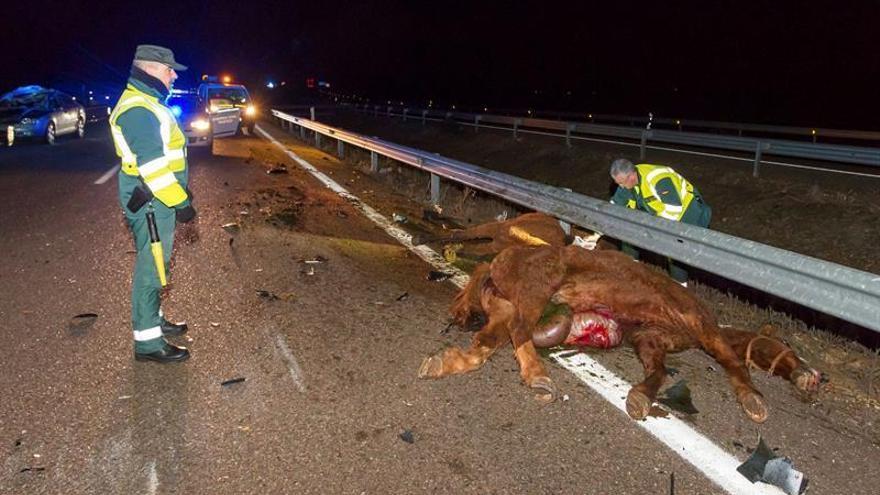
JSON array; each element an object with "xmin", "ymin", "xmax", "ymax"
[
  {"xmin": 190, "ymin": 118, "xmax": 211, "ymax": 131},
  {"xmin": 245, "ymin": 105, "xmax": 256, "ymax": 117}
]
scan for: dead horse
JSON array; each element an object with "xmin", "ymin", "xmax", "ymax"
[
  {"xmin": 419, "ymin": 245, "xmax": 821, "ymax": 424},
  {"xmin": 410, "ymin": 212, "xmax": 567, "ymax": 257}
]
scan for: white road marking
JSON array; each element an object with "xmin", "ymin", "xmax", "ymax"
[
  {"xmin": 256, "ymin": 123, "xmax": 785, "ymax": 495},
  {"xmin": 94, "ymin": 164, "xmax": 120, "ymax": 185},
  {"xmin": 146, "ymin": 460, "xmax": 158, "ymax": 495},
  {"xmin": 273, "ymin": 333, "xmax": 306, "ymax": 392}
]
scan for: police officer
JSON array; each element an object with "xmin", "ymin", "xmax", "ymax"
[
  {"xmin": 608, "ymin": 158, "xmax": 711, "ymax": 286},
  {"xmin": 109, "ymin": 45, "xmax": 196, "ymax": 362}
]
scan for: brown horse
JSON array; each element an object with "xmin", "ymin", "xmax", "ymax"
[{"xmin": 419, "ymin": 245, "xmax": 821, "ymax": 423}]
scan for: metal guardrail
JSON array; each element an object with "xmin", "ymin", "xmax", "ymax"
[
  {"xmin": 271, "ymin": 109, "xmax": 880, "ymax": 333},
  {"xmin": 351, "ymin": 104, "xmax": 880, "ymax": 173},
  {"xmin": 372, "ymin": 105, "xmax": 880, "ymax": 143}
]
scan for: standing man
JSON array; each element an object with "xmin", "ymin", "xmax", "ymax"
[
  {"xmin": 608, "ymin": 158, "xmax": 711, "ymax": 286},
  {"xmin": 109, "ymin": 45, "xmax": 196, "ymax": 362}
]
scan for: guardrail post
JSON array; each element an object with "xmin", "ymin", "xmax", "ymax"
[
  {"xmin": 299, "ymin": 124, "xmax": 305, "ymax": 138},
  {"xmin": 315, "ymin": 131, "xmax": 322, "ymax": 148},
  {"xmin": 475, "ymin": 115, "xmax": 481, "ymax": 133},
  {"xmin": 753, "ymin": 141, "xmax": 764, "ymax": 177},
  {"xmin": 565, "ymin": 123, "xmax": 576, "ymax": 148},
  {"xmin": 422, "ymin": 110, "xmax": 428, "ymax": 125},
  {"xmin": 639, "ymin": 130, "xmax": 649, "ymax": 160},
  {"xmin": 337, "ymin": 140, "xmax": 345, "ymax": 158},
  {"xmin": 430, "ymin": 171, "xmax": 440, "ymax": 205},
  {"xmin": 403, "ymin": 108, "xmax": 409, "ymax": 122},
  {"xmin": 370, "ymin": 151, "xmax": 379, "ymax": 173},
  {"xmin": 513, "ymin": 118, "xmax": 521, "ymax": 139},
  {"xmin": 310, "ymin": 107, "xmax": 316, "ymax": 121},
  {"xmin": 387, "ymin": 106, "xmax": 392, "ymax": 117}
]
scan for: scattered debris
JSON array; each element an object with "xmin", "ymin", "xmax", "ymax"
[
  {"xmin": 495, "ymin": 210, "xmax": 509, "ymax": 222},
  {"xmin": 302, "ymin": 266, "xmax": 315, "ymax": 276},
  {"xmin": 118, "ymin": 395, "xmax": 132, "ymax": 400},
  {"xmin": 256, "ymin": 290, "xmax": 279, "ymax": 301},
  {"xmin": 19, "ymin": 467, "xmax": 45, "ymax": 473},
  {"xmin": 396, "ymin": 292, "xmax": 410, "ymax": 302},
  {"xmin": 737, "ymin": 436, "xmax": 808, "ymax": 495},
  {"xmin": 221, "ymin": 377, "xmax": 246, "ymax": 387},
  {"xmin": 427, "ymin": 271, "xmax": 453, "ymax": 282},
  {"xmin": 228, "ymin": 238, "xmax": 235, "ymax": 247},
  {"xmin": 669, "ymin": 472, "xmax": 675, "ymax": 495},
  {"xmin": 301, "ymin": 255, "xmax": 328, "ymax": 264},
  {"xmin": 657, "ymin": 379, "xmax": 699, "ymax": 415},
  {"xmin": 399, "ymin": 429, "xmax": 415, "ymax": 444},
  {"xmin": 267, "ymin": 163, "xmax": 288, "ymax": 174},
  {"xmin": 68, "ymin": 313, "xmax": 98, "ymax": 336},
  {"xmin": 221, "ymin": 222, "xmax": 240, "ymax": 233},
  {"xmin": 392, "ymin": 213, "xmax": 408, "ymax": 224},
  {"xmin": 210, "ymin": 322, "xmax": 220, "ymax": 327},
  {"xmin": 440, "ymin": 321, "xmax": 456, "ymax": 334},
  {"xmin": 562, "ymin": 394, "xmax": 570, "ymax": 402}
]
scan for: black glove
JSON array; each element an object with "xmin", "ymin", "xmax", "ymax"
[{"xmin": 176, "ymin": 205, "xmax": 197, "ymax": 223}]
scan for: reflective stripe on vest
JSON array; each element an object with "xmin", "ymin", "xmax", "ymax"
[
  {"xmin": 109, "ymin": 85, "xmax": 187, "ymax": 207},
  {"xmin": 635, "ymin": 164, "xmax": 695, "ymax": 221}
]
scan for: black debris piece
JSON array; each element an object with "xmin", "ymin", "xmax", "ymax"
[
  {"xmin": 399, "ymin": 430, "xmax": 415, "ymax": 444},
  {"xmin": 669, "ymin": 472, "xmax": 675, "ymax": 495},
  {"xmin": 221, "ymin": 377, "xmax": 246, "ymax": 387},
  {"xmin": 733, "ymin": 440, "xmax": 745, "ymax": 449},
  {"xmin": 229, "ymin": 237, "xmax": 235, "ymax": 247},
  {"xmin": 657, "ymin": 379, "xmax": 699, "ymax": 415},
  {"xmin": 427, "ymin": 271, "xmax": 453, "ymax": 282},
  {"xmin": 68, "ymin": 313, "xmax": 98, "ymax": 336},
  {"xmin": 14, "ymin": 439, "xmax": 21, "ymax": 447},
  {"xmin": 19, "ymin": 467, "xmax": 45, "ymax": 473},
  {"xmin": 440, "ymin": 321, "xmax": 456, "ymax": 334},
  {"xmin": 256, "ymin": 290, "xmax": 279, "ymax": 301},
  {"xmin": 396, "ymin": 292, "xmax": 409, "ymax": 302},
  {"xmin": 737, "ymin": 435, "xmax": 808, "ymax": 495}
]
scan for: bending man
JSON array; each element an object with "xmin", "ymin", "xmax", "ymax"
[{"xmin": 609, "ymin": 158, "xmax": 711, "ymax": 286}]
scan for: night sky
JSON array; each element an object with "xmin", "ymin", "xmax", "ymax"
[{"xmin": 2, "ymin": 0, "xmax": 878, "ymax": 128}]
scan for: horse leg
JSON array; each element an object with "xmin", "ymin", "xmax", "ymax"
[
  {"xmin": 699, "ymin": 328, "xmax": 769, "ymax": 423},
  {"xmin": 419, "ymin": 286, "xmax": 513, "ymax": 379},
  {"xmin": 625, "ymin": 328, "xmax": 670, "ymax": 420},
  {"xmin": 509, "ymin": 304, "xmax": 556, "ymax": 404},
  {"xmin": 720, "ymin": 326, "xmax": 821, "ymax": 393},
  {"xmin": 449, "ymin": 263, "xmax": 491, "ymax": 328}
]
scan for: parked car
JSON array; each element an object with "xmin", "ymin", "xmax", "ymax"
[
  {"xmin": 167, "ymin": 90, "xmax": 213, "ymax": 152},
  {"xmin": 197, "ymin": 80, "xmax": 257, "ymax": 134},
  {"xmin": 1, "ymin": 86, "xmax": 85, "ymax": 145}
]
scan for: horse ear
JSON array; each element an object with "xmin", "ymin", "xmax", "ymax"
[{"xmin": 758, "ymin": 324, "xmax": 777, "ymax": 337}]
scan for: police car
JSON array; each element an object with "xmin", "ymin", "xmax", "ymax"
[
  {"xmin": 197, "ymin": 77, "xmax": 257, "ymax": 135},
  {"xmin": 167, "ymin": 89, "xmax": 215, "ymax": 152}
]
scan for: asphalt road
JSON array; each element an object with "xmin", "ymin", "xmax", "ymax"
[{"xmin": 0, "ymin": 121, "xmax": 878, "ymax": 494}]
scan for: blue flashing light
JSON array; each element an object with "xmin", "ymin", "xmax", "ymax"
[{"xmin": 170, "ymin": 105, "xmax": 182, "ymax": 118}]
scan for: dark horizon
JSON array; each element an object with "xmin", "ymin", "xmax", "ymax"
[{"xmin": 3, "ymin": 0, "xmax": 878, "ymax": 130}]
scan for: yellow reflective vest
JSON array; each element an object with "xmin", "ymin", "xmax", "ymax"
[
  {"xmin": 626, "ymin": 164, "xmax": 697, "ymax": 221},
  {"xmin": 109, "ymin": 84, "xmax": 187, "ymax": 207}
]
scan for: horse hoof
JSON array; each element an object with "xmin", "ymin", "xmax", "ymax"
[
  {"xmin": 417, "ymin": 356, "xmax": 443, "ymax": 379},
  {"xmin": 529, "ymin": 376, "xmax": 557, "ymax": 404},
  {"xmin": 626, "ymin": 389, "xmax": 652, "ymax": 420},
  {"xmin": 739, "ymin": 391, "xmax": 769, "ymax": 423},
  {"xmin": 791, "ymin": 366, "xmax": 821, "ymax": 393}
]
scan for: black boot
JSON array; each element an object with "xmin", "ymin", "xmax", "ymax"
[
  {"xmin": 135, "ymin": 342, "xmax": 190, "ymax": 363},
  {"xmin": 161, "ymin": 320, "xmax": 188, "ymax": 337}
]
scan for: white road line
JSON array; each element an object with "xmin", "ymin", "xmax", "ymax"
[
  {"xmin": 94, "ymin": 164, "xmax": 120, "ymax": 185},
  {"xmin": 273, "ymin": 333, "xmax": 306, "ymax": 392},
  {"xmin": 145, "ymin": 460, "xmax": 158, "ymax": 495},
  {"xmin": 256, "ymin": 124, "xmax": 785, "ymax": 495}
]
